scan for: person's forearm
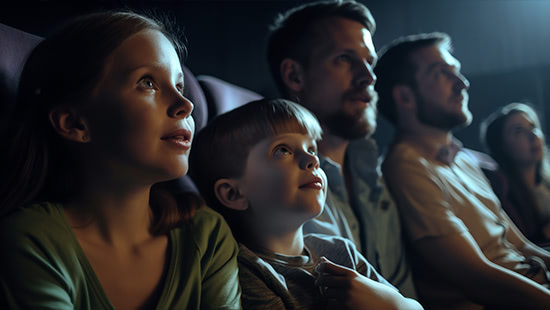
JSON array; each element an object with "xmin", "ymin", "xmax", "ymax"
[
  {"xmin": 398, "ymin": 298, "xmax": 423, "ymax": 310},
  {"xmin": 418, "ymin": 232, "xmax": 550, "ymax": 309},
  {"xmin": 465, "ymin": 260, "xmax": 550, "ymax": 309},
  {"xmin": 519, "ymin": 241, "xmax": 550, "ymax": 267}
]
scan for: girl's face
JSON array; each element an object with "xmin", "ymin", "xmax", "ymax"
[
  {"xmin": 502, "ymin": 112, "xmax": 544, "ymax": 167},
  {"xmin": 84, "ymin": 29, "xmax": 194, "ymax": 183}
]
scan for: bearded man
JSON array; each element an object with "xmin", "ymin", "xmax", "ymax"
[
  {"xmin": 267, "ymin": 0, "xmax": 417, "ymax": 298},
  {"xmin": 375, "ymin": 32, "xmax": 550, "ymax": 309}
]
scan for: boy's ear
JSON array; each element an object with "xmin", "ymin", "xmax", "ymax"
[
  {"xmin": 214, "ymin": 179, "xmax": 249, "ymax": 211},
  {"xmin": 48, "ymin": 105, "xmax": 91, "ymax": 143},
  {"xmin": 392, "ymin": 84, "xmax": 415, "ymax": 108},
  {"xmin": 280, "ymin": 58, "xmax": 305, "ymax": 94}
]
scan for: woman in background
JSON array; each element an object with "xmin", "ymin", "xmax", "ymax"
[
  {"xmin": 481, "ymin": 102, "xmax": 550, "ymax": 246},
  {"xmin": 0, "ymin": 11, "xmax": 240, "ymax": 309}
]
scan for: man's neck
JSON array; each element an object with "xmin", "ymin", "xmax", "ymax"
[
  {"xmin": 318, "ymin": 134, "xmax": 350, "ymax": 167},
  {"xmin": 399, "ymin": 122, "xmax": 454, "ymax": 149}
]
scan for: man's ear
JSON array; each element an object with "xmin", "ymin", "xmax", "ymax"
[
  {"xmin": 48, "ymin": 106, "xmax": 91, "ymax": 143},
  {"xmin": 214, "ymin": 179, "xmax": 249, "ymax": 211},
  {"xmin": 280, "ymin": 58, "xmax": 305, "ymax": 94},
  {"xmin": 392, "ymin": 85, "xmax": 415, "ymax": 108}
]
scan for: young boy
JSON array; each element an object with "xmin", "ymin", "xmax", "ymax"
[{"xmin": 190, "ymin": 99, "xmax": 421, "ymax": 309}]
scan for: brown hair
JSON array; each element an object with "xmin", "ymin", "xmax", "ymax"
[
  {"xmin": 189, "ymin": 98, "xmax": 322, "ymax": 241},
  {"xmin": 480, "ymin": 102, "xmax": 550, "ymax": 240},
  {"xmin": 267, "ymin": 0, "xmax": 375, "ymax": 98},
  {"xmin": 0, "ymin": 11, "xmax": 198, "ymax": 234},
  {"xmin": 374, "ymin": 32, "xmax": 451, "ymax": 125}
]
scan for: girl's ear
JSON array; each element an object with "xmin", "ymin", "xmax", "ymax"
[
  {"xmin": 48, "ymin": 106, "xmax": 91, "ymax": 143},
  {"xmin": 280, "ymin": 58, "xmax": 305, "ymax": 94},
  {"xmin": 214, "ymin": 179, "xmax": 249, "ymax": 211}
]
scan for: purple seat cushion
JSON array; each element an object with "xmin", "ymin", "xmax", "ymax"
[
  {"xmin": 0, "ymin": 23, "xmax": 42, "ymax": 123},
  {"xmin": 198, "ymin": 75, "xmax": 263, "ymax": 120}
]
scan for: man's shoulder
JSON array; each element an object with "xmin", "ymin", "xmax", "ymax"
[
  {"xmin": 382, "ymin": 141, "xmax": 426, "ymax": 173},
  {"xmin": 458, "ymin": 148, "xmax": 498, "ymax": 171}
]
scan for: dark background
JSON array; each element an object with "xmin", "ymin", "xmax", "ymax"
[{"xmin": 2, "ymin": 0, "xmax": 549, "ymax": 154}]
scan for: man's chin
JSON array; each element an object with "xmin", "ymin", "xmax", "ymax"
[{"xmin": 330, "ymin": 120, "xmax": 376, "ymax": 140}]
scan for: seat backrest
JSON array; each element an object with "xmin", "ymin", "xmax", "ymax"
[
  {"xmin": 198, "ymin": 75, "xmax": 263, "ymax": 120},
  {"xmin": 182, "ymin": 66, "xmax": 208, "ymax": 132},
  {"xmin": 0, "ymin": 23, "xmax": 208, "ymax": 194},
  {"xmin": 0, "ymin": 23, "xmax": 42, "ymax": 132}
]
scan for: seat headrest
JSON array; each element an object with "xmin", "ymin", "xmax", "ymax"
[
  {"xmin": 182, "ymin": 66, "xmax": 208, "ymax": 131},
  {"xmin": 0, "ymin": 23, "xmax": 42, "ymax": 125},
  {"xmin": 198, "ymin": 75, "xmax": 263, "ymax": 120}
]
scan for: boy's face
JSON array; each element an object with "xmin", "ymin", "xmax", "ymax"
[{"xmin": 238, "ymin": 132, "xmax": 327, "ymax": 230}]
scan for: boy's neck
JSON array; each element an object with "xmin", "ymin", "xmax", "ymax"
[{"xmin": 250, "ymin": 226, "xmax": 306, "ymax": 256}]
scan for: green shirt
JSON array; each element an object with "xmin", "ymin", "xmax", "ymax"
[{"xmin": 0, "ymin": 202, "xmax": 241, "ymax": 309}]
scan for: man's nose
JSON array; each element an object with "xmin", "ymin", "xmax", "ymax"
[{"xmin": 355, "ymin": 60, "xmax": 376, "ymax": 89}]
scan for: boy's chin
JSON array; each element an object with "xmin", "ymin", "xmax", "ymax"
[{"xmin": 306, "ymin": 204, "xmax": 324, "ymax": 219}]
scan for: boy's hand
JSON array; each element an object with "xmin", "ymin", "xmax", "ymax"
[{"xmin": 315, "ymin": 257, "xmax": 422, "ymax": 310}]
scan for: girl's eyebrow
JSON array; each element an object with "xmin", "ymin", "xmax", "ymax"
[{"xmin": 123, "ymin": 63, "xmax": 184, "ymax": 79}]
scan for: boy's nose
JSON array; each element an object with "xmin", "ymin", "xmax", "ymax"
[{"xmin": 300, "ymin": 151, "xmax": 320, "ymax": 170}]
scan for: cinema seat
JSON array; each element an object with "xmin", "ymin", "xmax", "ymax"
[{"xmin": 198, "ymin": 75, "xmax": 263, "ymax": 120}]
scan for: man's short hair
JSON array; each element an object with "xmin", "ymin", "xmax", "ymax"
[
  {"xmin": 267, "ymin": 0, "xmax": 375, "ymax": 97},
  {"xmin": 189, "ymin": 98, "xmax": 322, "ymax": 240},
  {"xmin": 374, "ymin": 32, "xmax": 451, "ymax": 125}
]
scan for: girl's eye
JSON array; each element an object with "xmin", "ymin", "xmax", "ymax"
[
  {"xmin": 176, "ymin": 83, "xmax": 185, "ymax": 95},
  {"xmin": 336, "ymin": 54, "xmax": 351, "ymax": 63},
  {"xmin": 308, "ymin": 147, "xmax": 317, "ymax": 156},
  {"xmin": 513, "ymin": 127, "xmax": 526, "ymax": 136}
]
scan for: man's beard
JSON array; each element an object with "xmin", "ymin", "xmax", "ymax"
[
  {"xmin": 415, "ymin": 90, "xmax": 472, "ymax": 131},
  {"xmin": 323, "ymin": 103, "xmax": 377, "ymax": 140}
]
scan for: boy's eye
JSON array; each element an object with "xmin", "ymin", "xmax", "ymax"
[
  {"xmin": 138, "ymin": 77, "xmax": 155, "ymax": 89},
  {"xmin": 274, "ymin": 145, "xmax": 292, "ymax": 157}
]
